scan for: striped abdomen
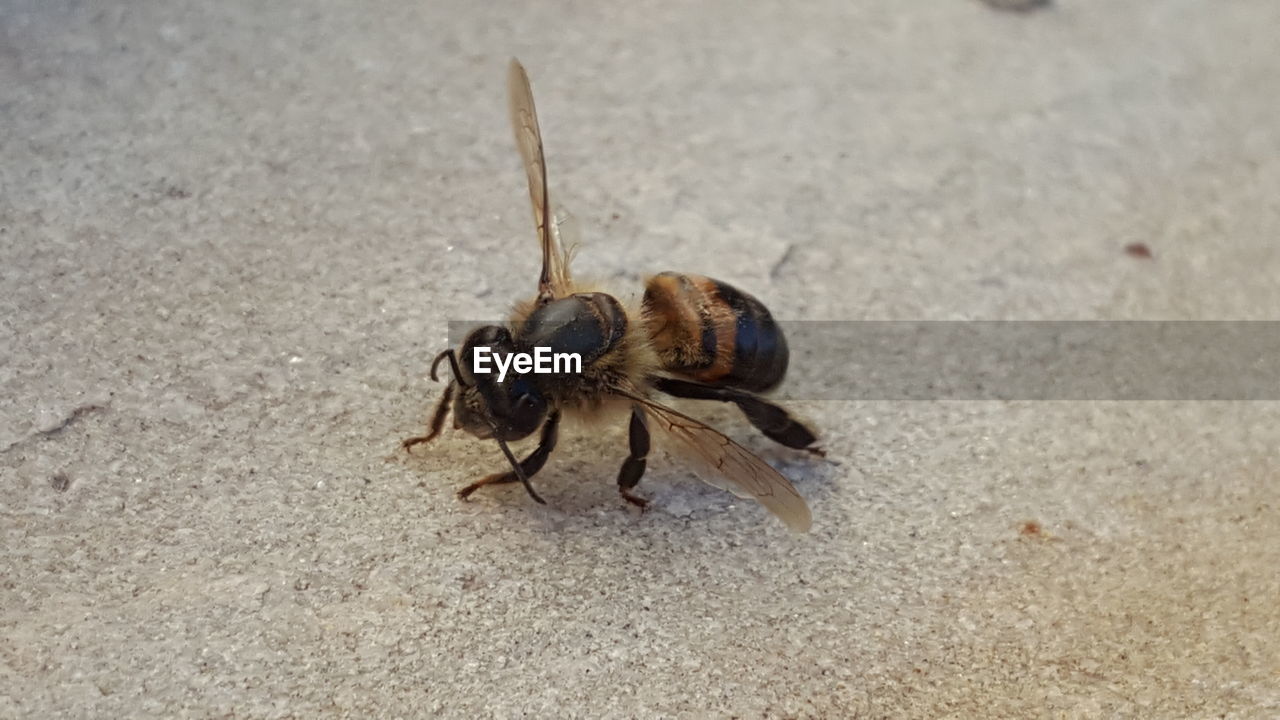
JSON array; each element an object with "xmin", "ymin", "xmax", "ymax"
[{"xmin": 641, "ymin": 272, "xmax": 789, "ymax": 393}]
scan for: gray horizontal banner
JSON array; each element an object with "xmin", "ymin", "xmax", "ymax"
[{"xmin": 442, "ymin": 321, "xmax": 1280, "ymax": 400}]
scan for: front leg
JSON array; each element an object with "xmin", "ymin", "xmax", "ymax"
[
  {"xmin": 458, "ymin": 411, "xmax": 560, "ymax": 501},
  {"xmin": 403, "ymin": 382, "xmax": 455, "ymax": 452},
  {"xmin": 616, "ymin": 406, "xmax": 650, "ymax": 509}
]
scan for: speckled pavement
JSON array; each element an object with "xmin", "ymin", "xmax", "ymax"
[{"xmin": 3, "ymin": 2, "xmax": 1278, "ymax": 717}]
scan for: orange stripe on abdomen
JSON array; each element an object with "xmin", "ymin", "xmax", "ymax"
[{"xmin": 642, "ymin": 273, "xmax": 788, "ymax": 392}]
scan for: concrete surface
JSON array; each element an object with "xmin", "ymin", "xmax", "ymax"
[{"xmin": 3, "ymin": 1, "xmax": 1278, "ymax": 717}]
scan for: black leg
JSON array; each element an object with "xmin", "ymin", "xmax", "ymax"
[
  {"xmin": 458, "ymin": 411, "xmax": 560, "ymax": 501},
  {"xmin": 616, "ymin": 406, "xmax": 650, "ymax": 509},
  {"xmin": 403, "ymin": 382, "xmax": 454, "ymax": 452},
  {"xmin": 650, "ymin": 377, "xmax": 823, "ymax": 455}
]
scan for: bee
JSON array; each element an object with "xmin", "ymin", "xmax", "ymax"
[{"xmin": 403, "ymin": 59, "xmax": 822, "ymax": 531}]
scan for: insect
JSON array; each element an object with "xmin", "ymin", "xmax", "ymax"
[{"xmin": 403, "ymin": 59, "xmax": 822, "ymax": 531}]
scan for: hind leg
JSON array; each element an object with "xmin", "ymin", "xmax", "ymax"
[{"xmin": 650, "ymin": 377, "xmax": 823, "ymax": 455}]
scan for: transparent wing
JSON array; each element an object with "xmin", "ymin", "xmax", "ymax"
[
  {"xmin": 550, "ymin": 204, "xmax": 580, "ymax": 272},
  {"xmin": 507, "ymin": 58, "xmax": 573, "ymax": 299},
  {"xmin": 620, "ymin": 391, "xmax": 812, "ymax": 532}
]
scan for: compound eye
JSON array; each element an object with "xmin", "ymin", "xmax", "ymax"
[{"xmin": 503, "ymin": 390, "xmax": 547, "ymax": 440}]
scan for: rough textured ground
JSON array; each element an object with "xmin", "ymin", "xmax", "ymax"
[{"xmin": 3, "ymin": 1, "xmax": 1278, "ymax": 718}]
